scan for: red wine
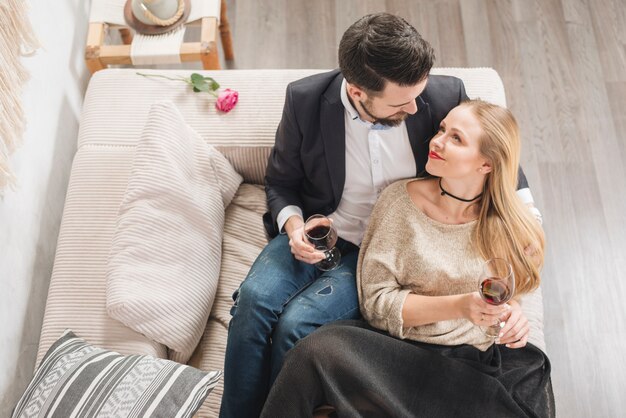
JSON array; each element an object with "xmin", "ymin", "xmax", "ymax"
[
  {"xmin": 307, "ymin": 225, "xmax": 330, "ymax": 239},
  {"xmin": 306, "ymin": 224, "xmax": 337, "ymax": 250},
  {"xmin": 480, "ymin": 279, "xmax": 511, "ymax": 305}
]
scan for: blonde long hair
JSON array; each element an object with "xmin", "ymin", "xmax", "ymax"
[{"xmin": 464, "ymin": 100, "xmax": 545, "ymax": 295}]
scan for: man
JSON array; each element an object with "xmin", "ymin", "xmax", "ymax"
[{"xmin": 220, "ymin": 13, "xmax": 537, "ymax": 418}]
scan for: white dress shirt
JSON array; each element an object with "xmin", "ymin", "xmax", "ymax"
[{"xmin": 327, "ymin": 80, "xmax": 417, "ymax": 245}]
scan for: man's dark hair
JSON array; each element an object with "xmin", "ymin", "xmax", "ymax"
[{"xmin": 338, "ymin": 13, "xmax": 435, "ymax": 95}]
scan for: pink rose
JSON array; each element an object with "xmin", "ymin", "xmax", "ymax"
[{"xmin": 215, "ymin": 88, "xmax": 239, "ymax": 112}]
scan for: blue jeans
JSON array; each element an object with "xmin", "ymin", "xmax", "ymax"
[{"xmin": 219, "ymin": 234, "xmax": 361, "ymax": 418}]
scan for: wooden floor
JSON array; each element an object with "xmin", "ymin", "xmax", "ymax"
[{"xmin": 225, "ymin": 0, "xmax": 626, "ymax": 416}]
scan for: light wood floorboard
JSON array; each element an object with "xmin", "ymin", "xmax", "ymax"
[{"xmin": 225, "ymin": 0, "xmax": 626, "ymax": 415}]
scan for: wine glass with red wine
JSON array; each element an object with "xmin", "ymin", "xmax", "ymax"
[
  {"xmin": 304, "ymin": 214, "xmax": 341, "ymax": 271},
  {"xmin": 478, "ymin": 258, "xmax": 515, "ymax": 338}
]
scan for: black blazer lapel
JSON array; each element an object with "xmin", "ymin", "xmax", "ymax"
[
  {"xmin": 406, "ymin": 96, "xmax": 435, "ymax": 176},
  {"xmin": 321, "ymin": 75, "xmax": 346, "ymax": 206}
]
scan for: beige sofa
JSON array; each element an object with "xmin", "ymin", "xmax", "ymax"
[{"xmin": 36, "ymin": 68, "xmax": 546, "ymax": 417}]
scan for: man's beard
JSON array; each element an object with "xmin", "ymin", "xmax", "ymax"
[{"xmin": 359, "ymin": 99, "xmax": 408, "ymax": 127}]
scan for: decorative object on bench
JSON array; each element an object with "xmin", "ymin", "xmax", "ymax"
[
  {"xmin": 0, "ymin": 0, "xmax": 39, "ymax": 192},
  {"xmin": 106, "ymin": 101, "xmax": 242, "ymax": 363},
  {"xmin": 12, "ymin": 330, "xmax": 221, "ymax": 418},
  {"xmin": 86, "ymin": 0, "xmax": 234, "ymax": 73},
  {"xmin": 125, "ymin": 0, "xmax": 191, "ymax": 35}
]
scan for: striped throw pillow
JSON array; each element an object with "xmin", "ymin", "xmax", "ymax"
[
  {"xmin": 12, "ymin": 330, "xmax": 221, "ymax": 418},
  {"xmin": 105, "ymin": 101, "xmax": 243, "ymax": 363}
]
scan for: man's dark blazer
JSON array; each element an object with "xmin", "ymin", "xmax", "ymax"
[{"xmin": 263, "ymin": 69, "xmax": 528, "ymax": 238}]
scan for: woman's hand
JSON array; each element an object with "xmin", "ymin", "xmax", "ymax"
[
  {"xmin": 284, "ymin": 216, "xmax": 325, "ymax": 264},
  {"xmin": 460, "ymin": 292, "xmax": 510, "ymax": 328},
  {"xmin": 497, "ymin": 299, "xmax": 529, "ymax": 348}
]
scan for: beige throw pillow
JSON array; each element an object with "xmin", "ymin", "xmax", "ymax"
[{"xmin": 106, "ymin": 101, "xmax": 242, "ymax": 363}]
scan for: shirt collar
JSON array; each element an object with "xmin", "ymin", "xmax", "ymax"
[{"xmin": 340, "ymin": 78, "xmax": 361, "ymax": 121}]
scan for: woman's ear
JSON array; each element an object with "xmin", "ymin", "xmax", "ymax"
[{"xmin": 479, "ymin": 160, "xmax": 493, "ymax": 174}]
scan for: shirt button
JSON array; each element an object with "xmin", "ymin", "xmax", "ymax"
[{"xmin": 373, "ymin": 159, "xmax": 379, "ymax": 164}]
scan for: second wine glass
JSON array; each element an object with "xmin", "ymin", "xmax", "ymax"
[
  {"xmin": 304, "ymin": 214, "xmax": 341, "ymax": 271},
  {"xmin": 478, "ymin": 258, "xmax": 515, "ymax": 339}
]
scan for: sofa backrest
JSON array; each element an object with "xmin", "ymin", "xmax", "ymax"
[{"xmin": 82, "ymin": 68, "xmax": 506, "ymax": 185}]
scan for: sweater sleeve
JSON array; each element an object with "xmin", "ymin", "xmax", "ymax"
[{"xmin": 356, "ymin": 182, "xmax": 412, "ymax": 339}]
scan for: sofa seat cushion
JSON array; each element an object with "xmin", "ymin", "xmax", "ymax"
[{"xmin": 189, "ymin": 183, "xmax": 268, "ymax": 417}]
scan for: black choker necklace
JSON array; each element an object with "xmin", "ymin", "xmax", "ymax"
[{"xmin": 438, "ymin": 178, "xmax": 483, "ymax": 203}]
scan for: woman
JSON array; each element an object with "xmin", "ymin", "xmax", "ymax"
[{"xmin": 260, "ymin": 100, "xmax": 554, "ymax": 418}]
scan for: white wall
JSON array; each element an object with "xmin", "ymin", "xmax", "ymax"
[{"xmin": 0, "ymin": 1, "xmax": 91, "ymax": 414}]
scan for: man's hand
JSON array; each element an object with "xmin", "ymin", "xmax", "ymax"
[
  {"xmin": 284, "ymin": 216, "xmax": 326, "ymax": 264},
  {"xmin": 526, "ymin": 202, "xmax": 543, "ymax": 225},
  {"xmin": 497, "ymin": 299, "xmax": 529, "ymax": 348}
]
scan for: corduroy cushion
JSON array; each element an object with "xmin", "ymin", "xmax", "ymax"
[
  {"xmin": 13, "ymin": 330, "xmax": 221, "ymax": 418},
  {"xmin": 106, "ymin": 101, "xmax": 242, "ymax": 363}
]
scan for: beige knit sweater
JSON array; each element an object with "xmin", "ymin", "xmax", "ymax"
[{"xmin": 357, "ymin": 179, "xmax": 493, "ymax": 351}]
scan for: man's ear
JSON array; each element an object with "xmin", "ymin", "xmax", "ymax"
[{"xmin": 346, "ymin": 82, "xmax": 366, "ymax": 101}]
